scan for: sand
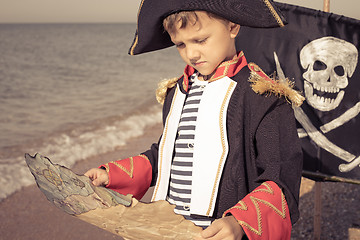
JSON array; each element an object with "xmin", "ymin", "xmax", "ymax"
[{"xmin": 0, "ymin": 123, "xmax": 359, "ymax": 240}]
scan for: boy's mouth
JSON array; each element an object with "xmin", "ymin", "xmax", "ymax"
[{"xmin": 193, "ymin": 61, "xmax": 206, "ymax": 67}]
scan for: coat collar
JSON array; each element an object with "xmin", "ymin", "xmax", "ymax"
[{"xmin": 182, "ymin": 51, "xmax": 248, "ymax": 92}]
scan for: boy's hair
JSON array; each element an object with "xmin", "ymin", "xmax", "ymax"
[{"xmin": 163, "ymin": 11, "xmax": 229, "ymax": 34}]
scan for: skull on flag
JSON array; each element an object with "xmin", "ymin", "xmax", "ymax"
[{"xmin": 300, "ymin": 37, "xmax": 358, "ymax": 111}]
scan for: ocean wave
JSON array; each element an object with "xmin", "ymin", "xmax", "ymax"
[{"xmin": 0, "ymin": 104, "xmax": 162, "ymax": 201}]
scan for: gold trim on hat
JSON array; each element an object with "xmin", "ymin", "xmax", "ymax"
[
  {"xmin": 129, "ymin": 0, "xmax": 145, "ymax": 55},
  {"xmin": 262, "ymin": 0, "xmax": 285, "ymax": 27}
]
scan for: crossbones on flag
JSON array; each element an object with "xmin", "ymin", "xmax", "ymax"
[{"xmin": 236, "ymin": 2, "xmax": 360, "ymax": 180}]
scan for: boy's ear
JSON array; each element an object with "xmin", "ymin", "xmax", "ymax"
[{"xmin": 229, "ymin": 23, "xmax": 240, "ymax": 39}]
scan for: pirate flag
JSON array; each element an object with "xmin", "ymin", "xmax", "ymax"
[{"xmin": 236, "ymin": 2, "xmax": 360, "ymax": 180}]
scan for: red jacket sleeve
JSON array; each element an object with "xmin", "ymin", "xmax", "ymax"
[
  {"xmin": 223, "ymin": 181, "xmax": 292, "ymax": 240},
  {"xmin": 100, "ymin": 154, "xmax": 152, "ymax": 200}
]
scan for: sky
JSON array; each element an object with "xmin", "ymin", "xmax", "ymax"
[{"xmin": 0, "ymin": 0, "xmax": 359, "ymax": 23}]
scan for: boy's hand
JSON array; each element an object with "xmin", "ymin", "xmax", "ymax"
[
  {"xmin": 84, "ymin": 168, "xmax": 109, "ymax": 186},
  {"xmin": 195, "ymin": 215, "xmax": 244, "ymax": 240}
]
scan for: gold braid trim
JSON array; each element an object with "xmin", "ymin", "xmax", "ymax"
[
  {"xmin": 110, "ymin": 157, "xmax": 134, "ymax": 178},
  {"xmin": 262, "ymin": 0, "xmax": 285, "ymax": 27},
  {"xmin": 249, "ymin": 71, "xmax": 305, "ymax": 107},
  {"xmin": 156, "ymin": 77, "xmax": 179, "ymax": 104},
  {"xmin": 139, "ymin": 154, "xmax": 150, "ymax": 162}
]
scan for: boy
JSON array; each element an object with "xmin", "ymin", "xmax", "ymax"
[{"xmin": 85, "ymin": 0, "xmax": 304, "ymax": 239}]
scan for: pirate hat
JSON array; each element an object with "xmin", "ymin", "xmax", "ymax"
[{"xmin": 129, "ymin": 0, "xmax": 287, "ymax": 55}]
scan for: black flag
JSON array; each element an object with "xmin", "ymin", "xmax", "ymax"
[{"xmin": 236, "ymin": 2, "xmax": 360, "ymax": 180}]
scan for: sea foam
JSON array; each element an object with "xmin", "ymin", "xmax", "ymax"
[{"xmin": 0, "ymin": 104, "xmax": 162, "ymax": 201}]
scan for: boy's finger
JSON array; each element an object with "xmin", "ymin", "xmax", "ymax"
[
  {"xmin": 201, "ymin": 221, "xmax": 221, "ymax": 238},
  {"xmin": 84, "ymin": 168, "xmax": 96, "ymax": 177},
  {"xmin": 92, "ymin": 179, "xmax": 102, "ymax": 186}
]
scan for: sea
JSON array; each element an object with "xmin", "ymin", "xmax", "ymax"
[{"xmin": 0, "ymin": 23, "xmax": 184, "ymax": 201}]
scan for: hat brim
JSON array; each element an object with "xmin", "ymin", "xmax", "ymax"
[{"xmin": 129, "ymin": 0, "xmax": 287, "ymax": 55}]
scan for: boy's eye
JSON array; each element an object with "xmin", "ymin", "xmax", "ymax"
[
  {"xmin": 196, "ymin": 38, "xmax": 207, "ymax": 44},
  {"xmin": 175, "ymin": 43, "xmax": 185, "ymax": 48}
]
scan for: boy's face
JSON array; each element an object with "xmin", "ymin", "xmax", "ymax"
[{"xmin": 168, "ymin": 11, "xmax": 240, "ymax": 78}]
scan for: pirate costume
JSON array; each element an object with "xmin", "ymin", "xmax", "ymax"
[{"xmin": 101, "ymin": 0, "xmax": 304, "ymax": 239}]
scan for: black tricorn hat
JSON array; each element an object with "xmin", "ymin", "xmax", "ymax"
[{"xmin": 129, "ymin": 0, "xmax": 287, "ymax": 55}]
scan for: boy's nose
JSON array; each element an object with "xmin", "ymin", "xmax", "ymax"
[{"xmin": 186, "ymin": 47, "xmax": 200, "ymax": 62}]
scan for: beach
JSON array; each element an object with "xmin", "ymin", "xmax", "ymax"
[
  {"xmin": 0, "ymin": 23, "xmax": 359, "ymax": 240},
  {"xmin": 0, "ymin": 123, "xmax": 359, "ymax": 240},
  {"xmin": 0, "ymin": 123, "xmax": 162, "ymax": 240}
]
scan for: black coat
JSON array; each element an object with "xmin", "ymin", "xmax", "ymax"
[{"xmin": 143, "ymin": 66, "xmax": 303, "ymax": 224}]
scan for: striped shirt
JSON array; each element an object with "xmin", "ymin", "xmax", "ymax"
[{"xmin": 167, "ymin": 73, "xmax": 214, "ymax": 228}]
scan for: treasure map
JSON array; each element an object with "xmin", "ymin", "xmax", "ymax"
[{"xmin": 25, "ymin": 153, "xmax": 202, "ymax": 240}]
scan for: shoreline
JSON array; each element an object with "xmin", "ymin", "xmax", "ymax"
[
  {"xmin": 0, "ymin": 123, "xmax": 163, "ymax": 240},
  {"xmin": 0, "ymin": 122, "xmax": 359, "ymax": 239}
]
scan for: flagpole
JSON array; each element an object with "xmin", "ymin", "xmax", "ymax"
[
  {"xmin": 323, "ymin": 0, "xmax": 330, "ymax": 12},
  {"xmin": 313, "ymin": 2, "xmax": 330, "ymax": 239},
  {"xmin": 313, "ymin": 149, "xmax": 322, "ymax": 240}
]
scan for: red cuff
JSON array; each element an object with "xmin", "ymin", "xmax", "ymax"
[
  {"xmin": 100, "ymin": 155, "xmax": 152, "ymax": 200},
  {"xmin": 223, "ymin": 181, "xmax": 291, "ymax": 240}
]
